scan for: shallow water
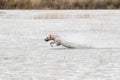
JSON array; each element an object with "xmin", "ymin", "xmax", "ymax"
[{"xmin": 0, "ymin": 10, "xmax": 120, "ymax": 80}]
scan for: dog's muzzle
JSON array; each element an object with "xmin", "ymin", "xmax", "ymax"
[{"xmin": 44, "ymin": 38, "xmax": 49, "ymax": 42}]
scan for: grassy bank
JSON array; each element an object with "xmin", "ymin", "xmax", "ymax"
[{"xmin": 0, "ymin": 0, "xmax": 120, "ymax": 9}]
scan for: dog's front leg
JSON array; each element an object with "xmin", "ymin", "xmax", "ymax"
[
  {"xmin": 50, "ymin": 42, "xmax": 55, "ymax": 47},
  {"xmin": 56, "ymin": 44, "xmax": 61, "ymax": 46}
]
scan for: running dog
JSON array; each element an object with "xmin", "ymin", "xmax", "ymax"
[
  {"xmin": 44, "ymin": 34, "xmax": 81, "ymax": 48},
  {"xmin": 44, "ymin": 34, "xmax": 62, "ymax": 47},
  {"xmin": 44, "ymin": 34, "xmax": 94, "ymax": 48}
]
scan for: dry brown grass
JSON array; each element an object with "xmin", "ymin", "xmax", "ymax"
[
  {"xmin": 33, "ymin": 13, "xmax": 65, "ymax": 19},
  {"xmin": 0, "ymin": 0, "xmax": 120, "ymax": 9},
  {"xmin": 33, "ymin": 13, "xmax": 94, "ymax": 19},
  {"xmin": 0, "ymin": 0, "xmax": 32, "ymax": 9}
]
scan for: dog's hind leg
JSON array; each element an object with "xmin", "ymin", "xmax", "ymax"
[{"xmin": 50, "ymin": 42, "xmax": 55, "ymax": 47}]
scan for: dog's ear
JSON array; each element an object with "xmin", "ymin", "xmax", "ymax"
[
  {"xmin": 49, "ymin": 34, "xmax": 53, "ymax": 36},
  {"xmin": 49, "ymin": 34, "xmax": 52, "ymax": 39}
]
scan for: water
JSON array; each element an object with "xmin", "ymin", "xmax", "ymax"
[{"xmin": 0, "ymin": 10, "xmax": 120, "ymax": 80}]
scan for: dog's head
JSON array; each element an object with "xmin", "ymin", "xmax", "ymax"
[{"xmin": 44, "ymin": 34, "xmax": 53, "ymax": 42}]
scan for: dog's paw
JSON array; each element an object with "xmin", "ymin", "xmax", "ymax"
[{"xmin": 50, "ymin": 42, "xmax": 55, "ymax": 47}]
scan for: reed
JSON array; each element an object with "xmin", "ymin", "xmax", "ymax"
[{"xmin": 0, "ymin": 0, "xmax": 120, "ymax": 9}]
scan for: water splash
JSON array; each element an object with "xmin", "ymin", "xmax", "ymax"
[{"xmin": 60, "ymin": 32, "xmax": 120, "ymax": 49}]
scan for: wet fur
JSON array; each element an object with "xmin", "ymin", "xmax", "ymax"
[{"xmin": 44, "ymin": 34, "xmax": 61, "ymax": 47}]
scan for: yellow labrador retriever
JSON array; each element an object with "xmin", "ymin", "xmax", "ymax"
[{"xmin": 44, "ymin": 34, "xmax": 93, "ymax": 48}]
